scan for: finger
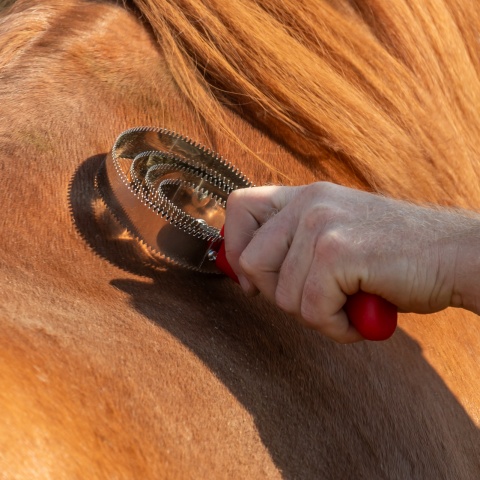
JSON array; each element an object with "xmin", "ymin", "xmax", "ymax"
[
  {"xmin": 224, "ymin": 185, "xmax": 299, "ymax": 285},
  {"xmin": 300, "ymin": 260, "xmax": 364, "ymax": 343},
  {"xmin": 274, "ymin": 217, "xmax": 316, "ymax": 316},
  {"xmin": 237, "ymin": 207, "xmax": 296, "ymax": 302}
]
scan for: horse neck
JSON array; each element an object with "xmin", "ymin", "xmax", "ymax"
[{"xmin": 0, "ymin": 2, "xmax": 479, "ymax": 479}]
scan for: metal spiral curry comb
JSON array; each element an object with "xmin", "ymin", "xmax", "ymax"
[{"xmin": 97, "ymin": 127, "xmax": 398, "ymax": 340}]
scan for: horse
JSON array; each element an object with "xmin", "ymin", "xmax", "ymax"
[{"xmin": 0, "ymin": 0, "xmax": 478, "ymax": 477}]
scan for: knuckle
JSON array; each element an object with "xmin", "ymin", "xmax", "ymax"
[
  {"xmin": 300, "ymin": 204, "xmax": 330, "ymax": 232},
  {"xmin": 315, "ymin": 228, "xmax": 348, "ymax": 260},
  {"xmin": 298, "ymin": 201, "xmax": 343, "ymax": 235},
  {"xmin": 228, "ymin": 187, "xmax": 245, "ymax": 201},
  {"xmin": 304, "ymin": 181, "xmax": 333, "ymax": 199},
  {"xmin": 301, "ymin": 181, "xmax": 342, "ymax": 206},
  {"xmin": 225, "ymin": 188, "xmax": 243, "ymax": 212}
]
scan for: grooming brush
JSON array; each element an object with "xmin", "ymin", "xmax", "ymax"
[{"xmin": 97, "ymin": 127, "xmax": 398, "ymax": 341}]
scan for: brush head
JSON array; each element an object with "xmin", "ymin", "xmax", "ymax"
[{"xmin": 96, "ymin": 127, "xmax": 252, "ymax": 272}]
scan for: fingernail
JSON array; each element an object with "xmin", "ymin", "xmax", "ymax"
[{"xmin": 237, "ymin": 274, "xmax": 252, "ymax": 293}]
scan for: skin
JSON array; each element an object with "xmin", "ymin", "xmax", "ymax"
[{"xmin": 225, "ymin": 182, "xmax": 480, "ymax": 343}]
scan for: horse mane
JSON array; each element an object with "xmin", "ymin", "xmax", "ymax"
[{"xmin": 131, "ymin": 0, "xmax": 480, "ymax": 206}]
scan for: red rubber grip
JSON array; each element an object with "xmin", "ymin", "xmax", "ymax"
[
  {"xmin": 214, "ymin": 227, "xmax": 397, "ymax": 341},
  {"xmin": 344, "ymin": 291, "xmax": 397, "ymax": 341},
  {"xmin": 215, "ymin": 236, "xmax": 239, "ymax": 283}
]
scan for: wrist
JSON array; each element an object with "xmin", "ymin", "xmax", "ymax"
[{"xmin": 449, "ymin": 213, "xmax": 480, "ymax": 314}]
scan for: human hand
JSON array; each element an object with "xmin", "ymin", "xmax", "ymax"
[{"xmin": 224, "ymin": 182, "xmax": 468, "ymax": 343}]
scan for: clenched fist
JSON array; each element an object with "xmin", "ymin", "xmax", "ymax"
[{"xmin": 224, "ymin": 182, "xmax": 480, "ymax": 343}]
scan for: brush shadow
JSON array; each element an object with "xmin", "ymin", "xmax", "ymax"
[{"xmin": 70, "ymin": 155, "xmax": 480, "ymax": 479}]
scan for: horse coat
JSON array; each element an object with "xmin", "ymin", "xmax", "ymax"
[{"xmin": 0, "ymin": 0, "xmax": 479, "ymax": 478}]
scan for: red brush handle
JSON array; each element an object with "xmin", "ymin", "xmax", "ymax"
[
  {"xmin": 214, "ymin": 227, "xmax": 397, "ymax": 341},
  {"xmin": 215, "ymin": 236, "xmax": 240, "ymax": 283},
  {"xmin": 344, "ymin": 291, "xmax": 397, "ymax": 341}
]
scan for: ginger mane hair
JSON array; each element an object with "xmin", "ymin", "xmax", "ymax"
[{"xmin": 132, "ymin": 0, "xmax": 480, "ymax": 206}]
